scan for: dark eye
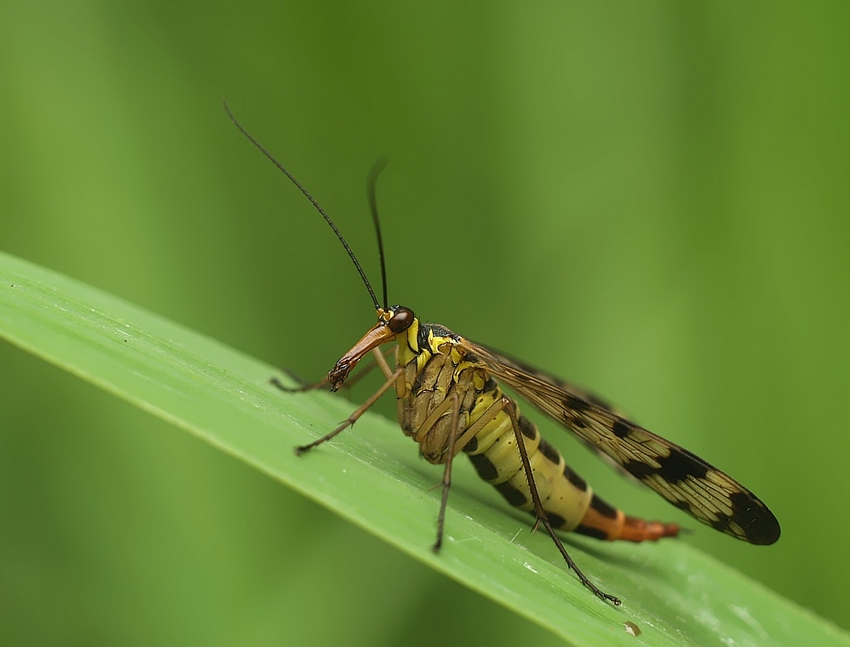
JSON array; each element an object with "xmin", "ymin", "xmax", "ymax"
[{"xmin": 388, "ymin": 306, "xmax": 415, "ymax": 333}]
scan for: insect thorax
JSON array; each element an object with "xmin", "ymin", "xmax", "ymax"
[{"xmin": 394, "ymin": 319, "xmax": 491, "ymax": 464}]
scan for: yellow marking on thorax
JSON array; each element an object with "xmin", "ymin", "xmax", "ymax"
[
  {"xmin": 397, "ymin": 319, "xmax": 422, "ymax": 367},
  {"xmin": 396, "ymin": 320, "xmax": 482, "ymax": 414},
  {"xmin": 398, "ymin": 320, "xmax": 467, "ymax": 373}
]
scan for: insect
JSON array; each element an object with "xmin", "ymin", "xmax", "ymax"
[{"xmin": 225, "ymin": 103, "xmax": 780, "ymax": 606}]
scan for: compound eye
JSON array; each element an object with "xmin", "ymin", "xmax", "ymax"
[{"xmin": 388, "ymin": 306, "xmax": 414, "ymax": 333}]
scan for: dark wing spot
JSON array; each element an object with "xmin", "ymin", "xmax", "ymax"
[
  {"xmin": 622, "ymin": 458, "xmax": 654, "ymax": 481},
  {"xmin": 563, "ymin": 394, "xmax": 590, "ymax": 412},
  {"xmin": 729, "ymin": 491, "xmax": 781, "ymax": 545},
  {"xmin": 612, "ymin": 419, "xmax": 630, "ymax": 439},
  {"xmin": 656, "ymin": 448, "xmax": 709, "ymax": 483},
  {"xmin": 624, "ymin": 447, "xmax": 709, "ymax": 484}
]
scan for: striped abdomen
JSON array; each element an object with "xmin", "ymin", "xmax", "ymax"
[{"xmin": 463, "ymin": 382, "xmax": 678, "ymax": 542}]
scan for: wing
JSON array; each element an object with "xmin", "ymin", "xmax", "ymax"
[
  {"xmin": 459, "ymin": 338, "xmax": 780, "ymax": 545},
  {"xmin": 466, "ymin": 341, "xmax": 646, "ymax": 484}
]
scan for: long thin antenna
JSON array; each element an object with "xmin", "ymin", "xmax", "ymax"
[
  {"xmin": 367, "ymin": 159, "xmax": 389, "ymax": 310},
  {"xmin": 223, "ymin": 100, "xmax": 381, "ymax": 311}
]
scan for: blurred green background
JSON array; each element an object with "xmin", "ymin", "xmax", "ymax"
[{"xmin": 1, "ymin": 1, "xmax": 848, "ymax": 644}]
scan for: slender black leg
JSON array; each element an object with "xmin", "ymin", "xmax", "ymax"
[
  {"xmin": 503, "ymin": 398, "xmax": 621, "ymax": 606},
  {"xmin": 433, "ymin": 392, "xmax": 462, "ymax": 553},
  {"xmin": 294, "ymin": 367, "xmax": 403, "ymax": 455}
]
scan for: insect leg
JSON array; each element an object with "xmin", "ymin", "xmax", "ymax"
[
  {"xmin": 502, "ymin": 398, "xmax": 621, "ymax": 606},
  {"xmin": 294, "ymin": 364, "xmax": 404, "ymax": 455},
  {"xmin": 433, "ymin": 392, "xmax": 462, "ymax": 553},
  {"xmin": 271, "ymin": 372, "xmax": 328, "ymax": 393},
  {"xmin": 370, "ymin": 344, "xmax": 396, "ymax": 383}
]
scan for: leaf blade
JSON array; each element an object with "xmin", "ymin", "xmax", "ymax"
[{"xmin": 0, "ymin": 250, "xmax": 846, "ymax": 647}]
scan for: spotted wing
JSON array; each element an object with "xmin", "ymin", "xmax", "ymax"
[{"xmin": 460, "ymin": 338, "xmax": 780, "ymax": 545}]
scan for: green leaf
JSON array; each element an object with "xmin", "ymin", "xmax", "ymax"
[{"xmin": 0, "ymin": 250, "xmax": 846, "ymax": 647}]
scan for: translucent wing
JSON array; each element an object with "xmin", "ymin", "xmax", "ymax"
[{"xmin": 459, "ymin": 338, "xmax": 780, "ymax": 545}]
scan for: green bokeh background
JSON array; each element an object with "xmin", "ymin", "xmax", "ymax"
[{"xmin": 1, "ymin": 2, "xmax": 848, "ymax": 644}]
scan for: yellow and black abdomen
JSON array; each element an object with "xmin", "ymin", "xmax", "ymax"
[
  {"xmin": 462, "ymin": 381, "xmax": 596, "ymax": 532},
  {"xmin": 462, "ymin": 385, "xmax": 679, "ymax": 542}
]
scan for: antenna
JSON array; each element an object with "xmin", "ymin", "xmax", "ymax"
[
  {"xmin": 367, "ymin": 159, "xmax": 389, "ymax": 310},
  {"xmin": 223, "ymin": 100, "xmax": 381, "ymax": 311}
]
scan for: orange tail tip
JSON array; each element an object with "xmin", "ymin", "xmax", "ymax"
[
  {"xmin": 618, "ymin": 515, "xmax": 680, "ymax": 542},
  {"xmin": 574, "ymin": 493, "xmax": 680, "ymax": 542}
]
